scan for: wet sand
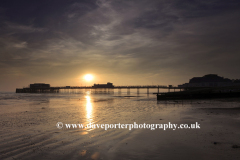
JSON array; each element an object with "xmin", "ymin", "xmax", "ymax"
[{"xmin": 0, "ymin": 93, "xmax": 240, "ymax": 160}]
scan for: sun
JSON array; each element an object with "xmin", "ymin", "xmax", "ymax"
[{"xmin": 84, "ymin": 74, "xmax": 93, "ymax": 81}]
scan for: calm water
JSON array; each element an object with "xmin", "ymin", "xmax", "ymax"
[{"xmin": 0, "ymin": 91, "xmax": 240, "ymax": 160}]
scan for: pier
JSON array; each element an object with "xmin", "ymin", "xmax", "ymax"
[{"xmin": 16, "ymin": 83, "xmax": 182, "ymax": 94}]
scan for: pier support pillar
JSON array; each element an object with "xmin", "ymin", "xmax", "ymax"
[
  {"xmin": 104, "ymin": 88, "xmax": 106, "ymax": 94},
  {"xmin": 147, "ymin": 88, "xmax": 149, "ymax": 94},
  {"xmin": 127, "ymin": 88, "xmax": 130, "ymax": 94},
  {"xmin": 137, "ymin": 88, "xmax": 139, "ymax": 94}
]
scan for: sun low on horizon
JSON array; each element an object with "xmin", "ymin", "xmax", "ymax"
[{"xmin": 84, "ymin": 74, "xmax": 94, "ymax": 81}]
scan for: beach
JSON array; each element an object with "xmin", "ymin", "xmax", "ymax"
[{"xmin": 0, "ymin": 92, "xmax": 240, "ymax": 160}]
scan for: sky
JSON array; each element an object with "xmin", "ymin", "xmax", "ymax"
[{"xmin": 1, "ymin": 0, "xmax": 240, "ymax": 91}]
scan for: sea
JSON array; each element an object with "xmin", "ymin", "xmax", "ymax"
[{"xmin": 0, "ymin": 90, "xmax": 240, "ymax": 160}]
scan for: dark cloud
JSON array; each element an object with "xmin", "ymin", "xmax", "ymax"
[{"xmin": 0, "ymin": 0, "xmax": 240, "ymax": 91}]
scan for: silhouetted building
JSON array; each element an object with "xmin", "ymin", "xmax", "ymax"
[
  {"xmin": 233, "ymin": 79, "xmax": 240, "ymax": 83},
  {"xmin": 189, "ymin": 74, "xmax": 231, "ymax": 83},
  {"xmin": 30, "ymin": 83, "xmax": 50, "ymax": 88},
  {"xmin": 93, "ymin": 82, "xmax": 114, "ymax": 88},
  {"xmin": 178, "ymin": 74, "xmax": 236, "ymax": 87}
]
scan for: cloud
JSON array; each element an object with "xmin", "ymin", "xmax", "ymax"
[
  {"xmin": 12, "ymin": 41, "xmax": 28, "ymax": 48},
  {"xmin": 1, "ymin": 0, "xmax": 240, "ymax": 91},
  {"xmin": 5, "ymin": 22, "xmax": 48, "ymax": 33}
]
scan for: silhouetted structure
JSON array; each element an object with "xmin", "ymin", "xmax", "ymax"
[
  {"xmin": 178, "ymin": 74, "xmax": 235, "ymax": 88},
  {"xmin": 93, "ymin": 82, "xmax": 114, "ymax": 88},
  {"xmin": 233, "ymin": 79, "xmax": 240, "ymax": 83},
  {"xmin": 30, "ymin": 83, "xmax": 50, "ymax": 88},
  {"xmin": 16, "ymin": 83, "xmax": 58, "ymax": 93},
  {"xmin": 189, "ymin": 74, "xmax": 231, "ymax": 83},
  {"xmin": 157, "ymin": 74, "xmax": 240, "ymax": 100}
]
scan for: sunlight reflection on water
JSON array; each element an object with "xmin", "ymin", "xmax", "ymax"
[
  {"xmin": 85, "ymin": 95, "xmax": 96, "ymax": 132},
  {"xmin": 85, "ymin": 95, "xmax": 93, "ymax": 122}
]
